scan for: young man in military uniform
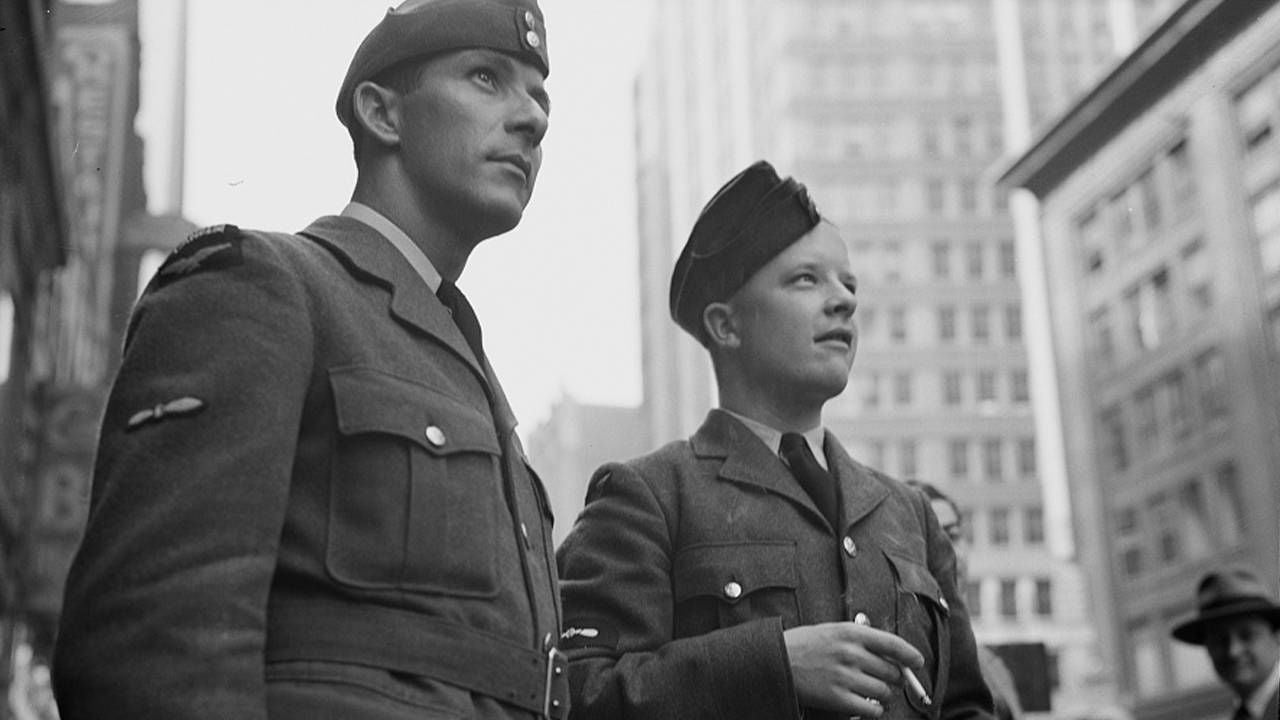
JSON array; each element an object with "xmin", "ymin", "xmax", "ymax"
[
  {"xmin": 52, "ymin": 2, "xmax": 567, "ymax": 718},
  {"xmin": 557, "ymin": 161, "xmax": 994, "ymax": 719}
]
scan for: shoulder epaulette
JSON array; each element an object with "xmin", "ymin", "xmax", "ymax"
[{"xmin": 155, "ymin": 224, "xmax": 244, "ymax": 286}]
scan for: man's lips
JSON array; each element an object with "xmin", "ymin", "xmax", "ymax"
[
  {"xmin": 493, "ymin": 154, "xmax": 532, "ymax": 181},
  {"xmin": 815, "ymin": 328, "xmax": 854, "ymax": 347}
]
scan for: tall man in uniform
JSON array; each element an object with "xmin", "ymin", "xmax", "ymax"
[
  {"xmin": 1171, "ymin": 567, "xmax": 1280, "ymax": 720},
  {"xmin": 556, "ymin": 160, "xmax": 994, "ymax": 719},
  {"xmin": 52, "ymin": 2, "xmax": 568, "ymax": 718}
]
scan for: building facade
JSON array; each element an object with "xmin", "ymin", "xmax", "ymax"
[
  {"xmin": 1001, "ymin": 2, "xmax": 1280, "ymax": 718},
  {"xmin": 525, "ymin": 397, "xmax": 649, "ymax": 546}
]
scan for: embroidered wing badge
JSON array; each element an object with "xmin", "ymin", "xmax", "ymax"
[{"xmin": 155, "ymin": 224, "xmax": 243, "ymax": 287}]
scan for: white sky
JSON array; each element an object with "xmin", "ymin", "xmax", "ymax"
[{"xmin": 137, "ymin": 0, "xmax": 651, "ymax": 433}]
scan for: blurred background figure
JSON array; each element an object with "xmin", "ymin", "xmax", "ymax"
[
  {"xmin": 907, "ymin": 479, "xmax": 1024, "ymax": 720},
  {"xmin": 1170, "ymin": 567, "xmax": 1280, "ymax": 720}
]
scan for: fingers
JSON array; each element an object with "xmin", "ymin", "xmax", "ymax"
[
  {"xmin": 842, "ymin": 691, "xmax": 886, "ymax": 718},
  {"xmin": 834, "ymin": 622, "xmax": 925, "ymax": 671}
]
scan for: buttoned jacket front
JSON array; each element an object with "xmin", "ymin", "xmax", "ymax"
[
  {"xmin": 53, "ymin": 216, "xmax": 561, "ymax": 720},
  {"xmin": 557, "ymin": 410, "xmax": 993, "ymax": 720}
]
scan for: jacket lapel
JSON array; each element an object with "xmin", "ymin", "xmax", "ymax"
[
  {"xmin": 298, "ymin": 216, "xmax": 487, "ymax": 383},
  {"xmin": 691, "ymin": 410, "xmax": 824, "ymax": 522},
  {"xmin": 824, "ymin": 431, "xmax": 889, "ymax": 531}
]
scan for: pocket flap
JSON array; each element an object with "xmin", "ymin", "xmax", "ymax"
[
  {"xmin": 885, "ymin": 551, "xmax": 949, "ymax": 616},
  {"xmin": 673, "ymin": 542, "xmax": 797, "ymax": 604},
  {"xmin": 330, "ymin": 366, "xmax": 499, "ymax": 455}
]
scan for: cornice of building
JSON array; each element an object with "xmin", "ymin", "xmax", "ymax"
[{"xmin": 998, "ymin": 0, "xmax": 1278, "ymax": 198}]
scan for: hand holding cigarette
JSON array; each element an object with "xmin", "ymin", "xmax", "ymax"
[{"xmin": 853, "ymin": 612, "xmax": 933, "ymax": 707}]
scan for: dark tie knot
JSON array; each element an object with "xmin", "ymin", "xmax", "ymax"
[
  {"xmin": 437, "ymin": 279, "xmax": 485, "ymax": 362},
  {"xmin": 779, "ymin": 432, "xmax": 811, "ymax": 461},
  {"xmin": 779, "ymin": 432, "xmax": 839, "ymax": 529}
]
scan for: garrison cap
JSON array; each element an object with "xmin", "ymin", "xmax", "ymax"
[
  {"xmin": 669, "ymin": 160, "xmax": 821, "ymax": 343},
  {"xmin": 336, "ymin": 0, "xmax": 550, "ymax": 130}
]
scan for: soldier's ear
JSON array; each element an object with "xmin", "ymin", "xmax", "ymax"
[
  {"xmin": 352, "ymin": 80, "xmax": 402, "ymax": 149},
  {"xmin": 702, "ymin": 302, "xmax": 740, "ymax": 350}
]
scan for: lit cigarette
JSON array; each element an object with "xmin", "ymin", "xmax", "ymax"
[
  {"xmin": 901, "ymin": 665, "xmax": 933, "ymax": 707},
  {"xmin": 852, "ymin": 612, "xmax": 933, "ymax": 707}
]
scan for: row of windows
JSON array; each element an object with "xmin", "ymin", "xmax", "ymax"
[
  {"xmin": 967, "ymin": 575, "xmax": 1055, "ymax": 621},
  {"xmin": 817, "ymin": 175, "xmax": 1010, "ymax": 223},
  {"xmin": 859, "ymin": 303, "xmax": 1023, "ymax": 346},
  {"xmin": 948, "ymin": 436, "xmax": 1037, "ymax": 481},
  {"xmin": 803, "ymin": 114, "xmax": 1005, "ymax": 162},
  {"xmin": 801, "ymin": 0, "xmax": 991, "ymax": 42},
  {"xmin": 1075, "ymin": 137, "xmax": 1197, "ymax": 279},
  {"xmin": 1097, "ymin": 348, "xmax": 1228, "ymax": 475},
  {"xmin": 853, "ymin": 367, "xmax": 1031, "ymax": 411},
  {"xmin": 957, "ymin": 505, "xmax": 1046, "ymax": 549},
  {"xmin": 805, "ymin": 53, "xmax": 999, "ymax": 100},
  {"xmin": 1085, "ymin": 241, "xmax": 1214, "ymax": 371},
  {"xmin": 848, "ymin": 435, "xmax": 1036, "ymax": 483},
  {"xmin": 837, "ymin": 238, "xmax": 1017, "ymax": 286},
  {"xmin": 1113, "ymin": 461, "xmax": 1248, "ymax": 581},
  {"xmin": 932, "ymin": 239, "xmax": 1018, "ymax": 282}
]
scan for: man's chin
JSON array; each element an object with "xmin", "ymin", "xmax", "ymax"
[
  {"xmin": 469, "ymin": 199, "xmax": 526, "ymax": 240},
  {"xmin": 1222, "ymin": 669, "xmax": 1261, "ymax": 697}
]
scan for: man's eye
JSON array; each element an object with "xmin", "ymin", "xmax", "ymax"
[{"xmin": 474, "ymin": 68, "xmax": 498, "ymax": 86}]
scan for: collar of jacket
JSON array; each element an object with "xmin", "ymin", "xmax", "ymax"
[
  {"xmin": 690, "ymin": 409, "xmax": 890, "ymax": 532},
  {"xmin": 298, "ymin": 215, "xmax": 518, "ymax": 436}
]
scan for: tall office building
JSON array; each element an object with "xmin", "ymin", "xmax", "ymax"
[
  {"xmin": 1002, "ymin": 1, "xmax": 1280, "ymax": 718},
  {"xmin": 634, "ymin": 0, "xmax": 1183, "ymax": 714}
]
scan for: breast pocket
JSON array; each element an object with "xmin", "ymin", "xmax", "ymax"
[
  {"xmin": 885, "ymin": 550, "xmax": 951, "ymax": 714},
  {"xmin": 672, "ymin": 542, "xmax": 800, "ymax": 636},
  {"xmin": 325, "ymin": 366, "xmax": 503, "ymax": 598}
]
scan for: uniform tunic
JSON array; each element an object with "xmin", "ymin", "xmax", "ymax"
[
  {"xmin": 557, "ymin": 409, "xmax": 993, "ymax": 720},
  {"xmin": 53, "ymin": 216, "xmax": 562, "ymax": 719}
]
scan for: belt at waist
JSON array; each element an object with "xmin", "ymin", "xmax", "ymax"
[{"xmin": 265, "ymin": 596, "xmax": 568, "ymax": 719}]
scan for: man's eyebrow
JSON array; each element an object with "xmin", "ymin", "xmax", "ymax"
[
  {"xmin": 531, "ymin": 86, "xmax": 551, "ymax": 115},
  {"xmin": 489, "ymin": 51, "xmax": 551, "ymax": 114}
]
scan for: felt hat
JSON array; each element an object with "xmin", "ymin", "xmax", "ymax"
[{"xmin": 1170, "ymin": 566, "xmax": 1280, "ymax": 645}]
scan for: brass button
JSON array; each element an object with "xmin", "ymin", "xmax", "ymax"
[
  {"xmin": 524, "ymin": 10, "xmax": 536, "ymax": 27},
  {"xmin": 723, "ymin": 581, "xmax": 742, "ymax": 599},
  {"xmin": 526, "ymin": 30, "xmax": 541, "ymax": 48},
  {"xmin": 842, "ymin": 536, "xmax": 858, "ymax": 557},
  {"xmin": 424, "ymin": 425, "xmax": 446, "ymax": 446}
]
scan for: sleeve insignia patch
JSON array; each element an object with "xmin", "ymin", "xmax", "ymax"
[
  {"xmin": 126, "ymin": 396, "xmax": 206, "ymax": 431},
  {"xmin": 559, "ymin": 619, "xmax": 618, "ymax": 651},
  {"xmin": 156, "ymin": 224, "xmax": 243, "ymax": 286}
]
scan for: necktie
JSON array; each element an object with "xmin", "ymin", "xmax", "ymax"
[
  {"xmin": 1232, "ymin": 705, "xmax": 1252, "ymax": 720},
  {"xmin": 437, "ymin": 279, "xmax": 485, "ymax": 363},
  {"xmin": 779, "ymin": 432, "xmax": 840, "ymax": 530}
]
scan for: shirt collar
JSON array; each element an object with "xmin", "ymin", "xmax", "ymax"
[
  {"xmin": 1242, "ymin": 656, "xmax": 1280, "ymax": 720},
  {"xmin": 721, "ymin": 409, "xmax": 828, "ymax": 470},
  {"xmin": 342, "ymin": 201, "xmax": 442, "ymax": 292}
]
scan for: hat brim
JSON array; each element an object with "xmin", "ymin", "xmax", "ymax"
[{"xmin": 1171, "ymin": 603, "xmax": 1280, "ymax": 644}]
